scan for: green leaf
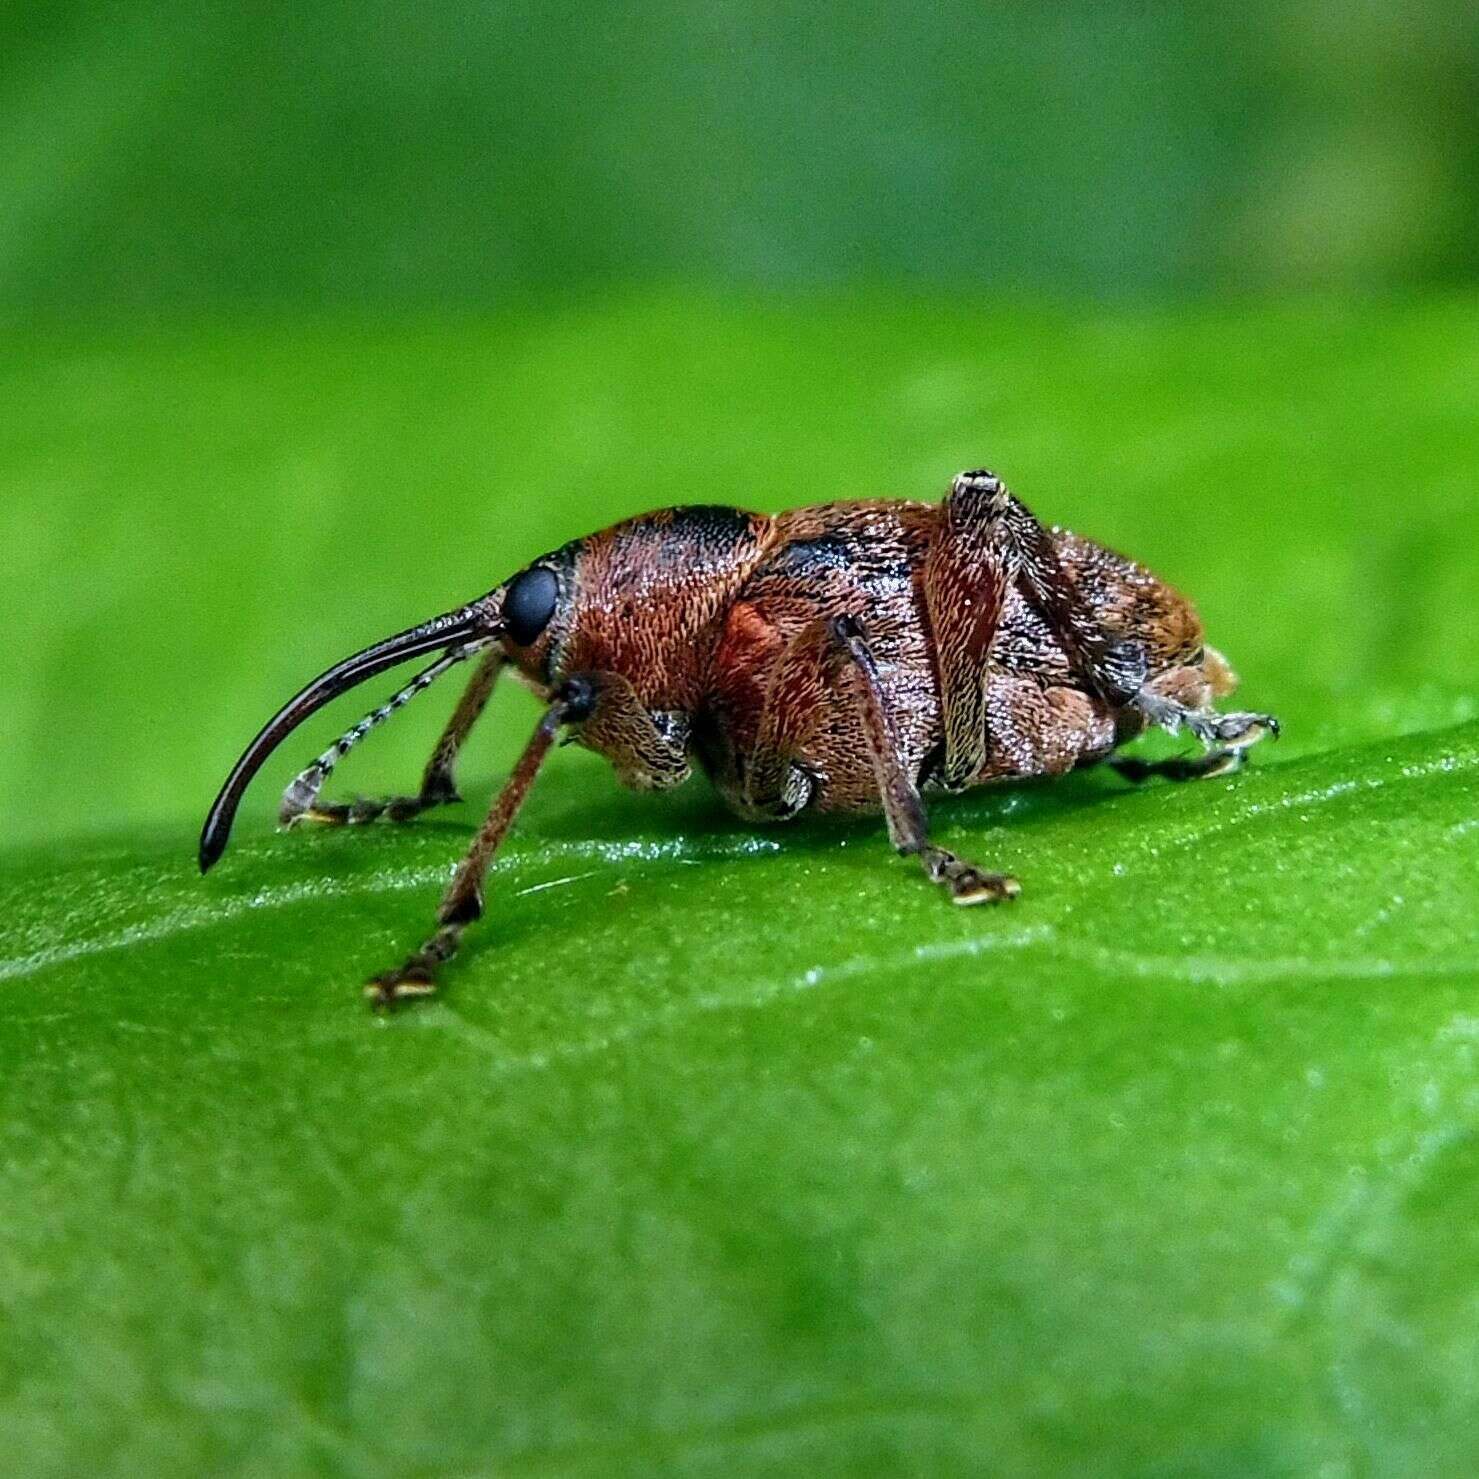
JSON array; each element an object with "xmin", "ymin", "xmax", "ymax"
[{"xmin": 3, "ymin": 299, "xmax": 1477, "ymax": 1473}]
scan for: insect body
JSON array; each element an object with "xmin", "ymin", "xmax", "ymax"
[{"xmin": 200, "ymin": 470, "xmax": 1277, "ymax": 1006}]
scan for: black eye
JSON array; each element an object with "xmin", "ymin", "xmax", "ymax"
[{"xmin": 503, "ymin": 566, "xmax": 559, "ymax": 646}]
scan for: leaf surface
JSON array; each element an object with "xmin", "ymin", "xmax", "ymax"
[{"xmin": 2, "ymin": 301, "xmax": 1476, "ymax": 1474}]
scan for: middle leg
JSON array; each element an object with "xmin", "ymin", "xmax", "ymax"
[
  {"xmin": 723, "ymin": 609, "xmax": 1020, "ymax": 903},
  {"xmin": 830, "ymin": 616, "xmax": 1020, "ymax": 905}
]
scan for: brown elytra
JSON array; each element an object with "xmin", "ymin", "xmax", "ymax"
[{"xmin": 200, "ymin": 469, "xmax": 1277, "ymax": 1006}]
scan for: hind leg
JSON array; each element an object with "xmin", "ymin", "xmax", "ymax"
[
  {"xmin": 931, "ymin": 470, "xmax": 1278, "ymax": 770},
  {"xmin": 1110, "ymin": 651, "xmax": 1278, "ymax": 783},
  {"xmin": 1111, "ymin": 748, "xmax": 1246, "ymax": 784},
  {"xmin": 922, "ymin": 468, "xmax": 1163, "ymax": 790},
  {"xmin": 1136, "ymin": 687, "xmax": 1279, "ymax": 753},
  {"xmin": 1118, "ymin": 660, "xmax": 1278, "ymax": 781}
]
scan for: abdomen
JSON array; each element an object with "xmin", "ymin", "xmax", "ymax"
[{"xmin": 698, "ymin": 503, "xmax": 1192, "ymax": 816}]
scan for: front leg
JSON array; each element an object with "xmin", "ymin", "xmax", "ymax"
[
  {"xmin": 282, "ymin": 648, "xmax": 503, "ymax": 827},
  {"xmin": 366, "ymin": 672, "xmax": 690, "ymax": 1008},
  {"xmin": 367, "ymin": 675, "xmax": 593, "ymax": 1007}
]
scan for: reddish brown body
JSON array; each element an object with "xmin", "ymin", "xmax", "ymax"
[
  {"xmin": 548, "ymin": 498, "xmax": 1218, "ymax": 814},
  {"xmin": 201, "ymin": 470, "xmax": 1275, "ymax": 1005}
]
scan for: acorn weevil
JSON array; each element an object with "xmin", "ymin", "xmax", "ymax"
[{"xmin": 200, "ymin": 469, "xmax": 1278, "ymax": 1006}]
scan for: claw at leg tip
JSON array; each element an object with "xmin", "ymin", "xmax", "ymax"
[
  {"xmin": 952, "ymin": 874, "xmax": 1021, "ymax": 906},
  {"xmin": 364, "ymin": 972, "xmax": 437, "ymax": 1010}
]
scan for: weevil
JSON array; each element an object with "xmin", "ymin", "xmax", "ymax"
[{"xmin": 200, "ymin": 469, "xmax": 1278, "ymax": 1006}]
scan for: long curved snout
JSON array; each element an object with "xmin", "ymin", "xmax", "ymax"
[{"xmin": 198, "ymin": 602, "xmax": 494, "ymax": 873}]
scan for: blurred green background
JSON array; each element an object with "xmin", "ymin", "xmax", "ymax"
[
  {"xmin": 4, "ymin": 4, "xmax": 1479, "ymax": 1476},
  {"xmin": 3, "ymin": 0, "xmax": 1478, "ymax": 320},
  {"xmin": 4, "ymin": 0, "xmax": 1478, "ymax": 845}
]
